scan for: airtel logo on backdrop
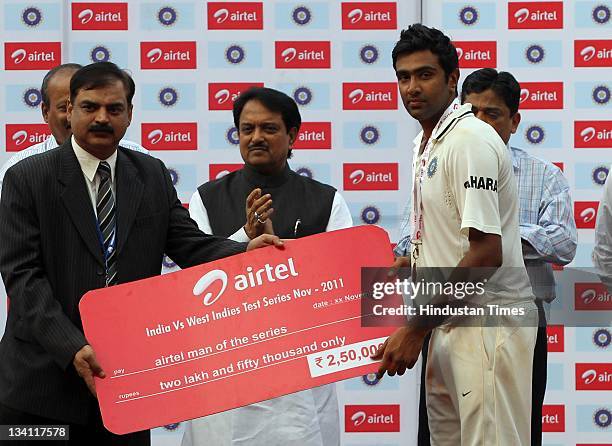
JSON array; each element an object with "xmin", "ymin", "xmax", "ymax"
[
  {"xmin": 71, "ymin": 3, "xmax": 128, "ymax": 30},
  {"xmin": 574, "ymin": 201, "xmax": 599, "ymax": 229},
  {"xmin": 140, "ymin": 42, "xmax": 197, "ymax": 69},
  {"xmin": 275, "ymin": 41, "xmax": 331, "ymax": 69},
  {"xmin": 518, "ymin": 82, "xmax": 563, "ymax": 109},
  {"xmin": 209, "ymin": 164, "xmax": 243, "ymax": 181},
  {"xmin": 542, "ymin": 405, "xmax": 565, "ymax": 432},
  {"xmin": 508, "ymin": 2, "xmax": 563, "ymax": 29},
  {"xmin": 574, "ymin": 282, "xmax": 612, "ymax": 310},
  {"xmin": 454, "ymin": 41, "xmax": 497, "ymax": 68},
  {"xmin": 547, "ymin": 325, "xmax": 564, "ymax": 352},
  {"xmin": 575, "ymin": 40, "xmax": 612, "ymax": 67},
  {"xmin": 342, "ymin": 83, "xmax": 397, "ymax": 110},
  {"xmin": 576, "ymin": 363, "xmax": 612, "ymax": 390},
  {"xmin": 341, "ymin": 3, "xmax": 397, "ymax": 29},
  {"xmin": 141, "ymin": 123, "xmax": 197, "ymax": 150},
  {"xmin": 208, "ymin": 83, "xmax": 264, "ymax": 110},
  {"xmin": 207, "ymin": 2, "xmax": 263, "ymax": 30},
  {"xmin": 294, "ymin": 122, "xmax": 332, "ymax": 150},
  {"xmin": 343, "ymin": 163, "xmax": 398, "ymax": 191},
  {"xmin": 5, "ymin": 124, "xmax": 51, "ymax": 152},
  {"xmin": 4, "ymin": 42, "xmax": 61, "ymax": 70},
  {"xmin": 574, "ymin": 121, "xmax": 612, "ymax": 148},
  {"xmin": 344, "ymin": 405, "xmax": 400, "ymax": 432}
]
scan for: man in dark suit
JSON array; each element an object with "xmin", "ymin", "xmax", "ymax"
[{"xmin": 0, "ymin": 62, "xmax": 280, "ymax": 445}]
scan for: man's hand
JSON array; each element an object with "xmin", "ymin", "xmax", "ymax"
[
  {"xmin": 371, "ymin": 326, "xmax": 430, "ymax": 379},
  {"xmin": 388, "ymin": 256, "xmax": 410, "ymax": 277},
  {"xmin": 73, "ymin": 344, "xmax": 105, "ymax": 397},
  {"xmin": 247, "ymin": 234, "xmax": 284, "ymax": 251},
  {"xmin": 244, "ymin": 188, "xmax": 274, "ymax": 239}
]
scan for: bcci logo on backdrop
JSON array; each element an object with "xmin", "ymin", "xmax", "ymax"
[
  {"xmin": 293, "ymin": 86, "xmax": 313, "ymax": 106},
  {"xmin": 574, "ymin": 282, "xmax": 612, "ymax": 310},
  {"xmin": 140, "ymin": 42, "xmax": 196, "ymax": 69},
  {"xmin": 344, "ymin": 405, "xmax": 400, "ymax": 432},
  {"xmin": 90, "ymin": 45, "xmax": 111, "ymax": 63},
  {"xmin": 22, "ymin": 88, "xmax": 42, "ymax": 108},
  {"xmin": 518, "ymin": 82, "xmax": 563, "ymax": 109},
  {"xmin": 141, "ymin": 123, "xmax": 197, "ymax": 151},
  {"xmin": 593, "ymin": 408, "xmax": 611, "ymax": 429},
  {"xmin": 72, "ymin": 3, "xmax": 128, "ymax": 30},
  {"xmin": 593, "ymin": 328, "xmax": 611, "ymax": 348},
  {"xmin": 454, "ymin": 41, "xmax": 497, "ymax": 68},
  {"xmin": 294, "ymin": 123, "xmax": 331, "ymax": 150},
  {"xmin": 575, "ymin": 40, "xmax": 612, "ymax": 67},
  {"xmin": 542, "ymin": 405, "xmax": 565, "ymax": 432},
  {"xmin": 292, "ymin": 6, "xmax": 312, "ymax": 25},
  {"xmin": 341, "ymin": 2, "xmax": 396, "ymax": 29},
  {"xmin": 225, "ymin": 127, "xmax": 239, "ymax": 146},
  {"xmin": 592, "ymin": 166, "xmax": 609, "ymax": 186},
  {"xmin": 592, "ymin": 4, "xmax": 611, "ymax": 24},
  {"xmin": 343, "ymin": 163, "xmax": 398, "ymax": 191},
  {"xmin": 574, "ymin": 121, "xmax": 612, "ymax": 148},
  {"xmin": 208, "ymin": 83, "xmax": 264, "ymax": 111},
  {"xmin": 5, "ymin": 124, "xmax": 51, "ymax": 151},
  {"xmin": 207, "ymin": 2, "xmax": 263, "ymax": 30},
  {"xmin": 508, "ymin": 2, "xmax": 563, "ymax": 29},
  {"xmin": 576, "ymin": 363, "xmax": 612, "ymax": 390},
  {"xmin": 21, "ymin": 7, "xmax": 43, "ymax": 27},
  {"xmin": 525, "ymin": 124, "xmax": 546, "ymax": 145},
  {"xmin": 275, "ymin": 41, "xmax": 330, "ymax": 69},
  {"xmin": 158, "ymin": 87, "xmax": 179, "ymax": 107},
  {"xmin": 4, "ymin": 42, "xmax": 60, "ymax": 70},
  {"xmin": 361, "ymin": 206, "xmax": 381, "ymax": 224},
  {"xmin": 342, "ymin": 83, "xmax": 397, "ymax": 110},
  {"xmin": 592, "ymin": 85, "xmax": 611, "ymax": 105}
]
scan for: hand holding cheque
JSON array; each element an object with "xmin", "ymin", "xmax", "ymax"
[{"xmin": 80, "ymin": 226, "xmax": 395, "ymax": 434}]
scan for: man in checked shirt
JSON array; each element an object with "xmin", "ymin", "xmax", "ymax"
[{"xmin": 395, "ymin": 68, "xmax": 577, "ymax": 446}]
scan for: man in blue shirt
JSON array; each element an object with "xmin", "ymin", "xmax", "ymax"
[{"xmin": 396, "ymin": 68, "xmax": 576, "ymax": 445}]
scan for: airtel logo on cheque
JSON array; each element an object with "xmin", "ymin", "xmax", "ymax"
[{"xmin": 192, "ymin": 259, "xmax": 299, "ymax": 306}]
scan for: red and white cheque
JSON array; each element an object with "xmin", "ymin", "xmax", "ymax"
[{"xmin": 80, "ymin": 226, "xmax": 395, "ymax": 434}]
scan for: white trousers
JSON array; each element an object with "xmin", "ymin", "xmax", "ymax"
[{"xmin": 426, "ymin": 305, "xmax": 538, "ymax": 446}]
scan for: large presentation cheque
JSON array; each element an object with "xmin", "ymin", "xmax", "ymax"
[{"xmin": 80, "ymin": 225, "xmax": 395, "ymax": 434}]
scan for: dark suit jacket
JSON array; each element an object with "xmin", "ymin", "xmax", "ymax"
[{"xmin": 0, "ymin": 140, "xmax": 245, "ymax": 424}]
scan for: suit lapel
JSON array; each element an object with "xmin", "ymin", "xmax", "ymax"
[
  {"xmin": 115, "ymin": 149, "xmax": 144, "ymax": 256},
  {"xmin": 58, "ymin": 140, "xmax": 105, "ymax": 267}
]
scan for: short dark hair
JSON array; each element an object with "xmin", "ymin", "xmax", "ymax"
[
  {"xmin": 392, "ymin": 24, "xmax": 459, "ymax": 79},
  {"xmin": 41, "ymin": 63, "xmax": 82, "ymax": 107},
  {"xmin": 233, "ymin": 87, "xmax": 301, "ymax": 157},
  {"xmin": 461, "ymin": 68, "xmax": 521, "ymax": 116},
  {"xmin": 70, "ymin": 62, "xmax": 135, "ymax": 105}
]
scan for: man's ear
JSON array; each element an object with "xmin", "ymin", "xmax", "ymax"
[
  {"xmin": 288, "ymin": 127, "xmax": 298, "ymax": 146},
  {"xmin": 511, "ymin": 112, "xmax": 521, "ymax": 135},
  {"xmin": 127, "ymin": 103, "xmax": 133, "ymax": 125},
  {"xmin": 66, "ymin": 100, "xmax": 73, "ymax": 120},
  {"xmin": 42, "ymin": 103, "xmax": 50, "ymax": 124},
  {"xmin": 449, "ymin": 68, "xmax": 460, "ymax": 96}
]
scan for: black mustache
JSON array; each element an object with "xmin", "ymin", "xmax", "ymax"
[
  {"xmin": 89, "ymin": 124, "xmax": 113, "ymax": 133},
  {"xmin": 248, "ymin": 145, "xmax": 268, "ymax": 150}
]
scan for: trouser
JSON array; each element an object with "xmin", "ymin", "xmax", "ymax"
[{"xmin": 418, "ymin": 301, "xmax": 547, "ymax": 446}]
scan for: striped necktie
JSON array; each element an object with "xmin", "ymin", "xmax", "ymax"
[{"xmin": 96, "ymin": 161, "xmax": 117, "ymax": 286}]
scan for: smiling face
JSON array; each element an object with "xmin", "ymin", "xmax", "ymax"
[
  {"xmin": 395, "ymin": 49, "xmax": 459, "ymax": 132},
  {"xmin": 237, "ymin": 99, "xmax": 297, "ymax": 175},
  {"xmin": 464, "ymin": 89, "xmax": 520, "ymax": 145},
  {"xmin": 42, "ymin": 69, "xmax": 77, "ymax": 145},
  {"xmin": 67, "ymin": 79, "xmax": 132, "ymax": 159}
]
